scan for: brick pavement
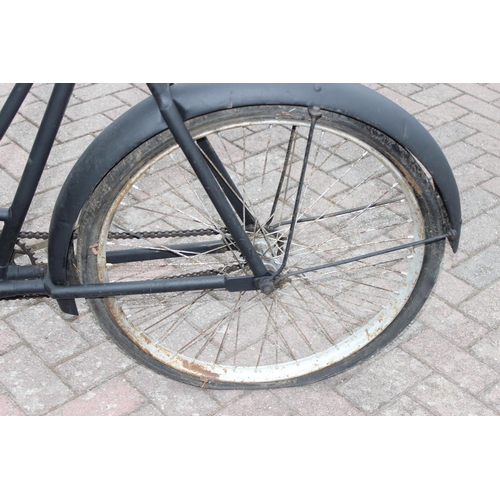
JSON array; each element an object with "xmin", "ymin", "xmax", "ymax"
[{"xmin": 1, "ymin": 83, "xmax": 499, "ymax": 416}]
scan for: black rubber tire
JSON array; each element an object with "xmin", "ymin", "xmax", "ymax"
[{"xmin": 77, "ymin": 105, "xmax": 446, "ymax": 389}]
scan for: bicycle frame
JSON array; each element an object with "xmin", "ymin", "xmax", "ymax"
[
  {"xmin": 0, "ymin": 83, "xmax": 271, "ymax": 312},
  {"xmin": 0, "ymin": 83, "xmax": 460, "ymax": 316}
]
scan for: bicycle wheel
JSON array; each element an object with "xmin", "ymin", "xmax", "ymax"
[{"xmin": 76, "ymin": 105, "xmax": 446, "ymax": 389}]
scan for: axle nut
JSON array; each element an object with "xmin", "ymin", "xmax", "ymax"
[{"xmin": 259, "ymin": 279, "xmax": 275, "ymax": 295}]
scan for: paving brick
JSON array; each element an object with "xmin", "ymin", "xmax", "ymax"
[
  {"xmin": 416, "ymin": 102, "xmax": 469, "ymax": 128},
  {"xmin": 103, "ymin": 105, "xmax": 130, "ymax": 121},
  {"xmin": 466, "ymin": 132, "xmax": 500, "ymax": 157},
  {"xmin": 363, "ymin": 83, "xmax": 381, "ymax": 90},
  {"xmin": 377, "ymin": 88, "xmax": 426, "ymax": 115},
  {"xmin": 30, "ymin": 84, "xmax": 70, "ymax": 104},
  {"xmin": 0, "ymin": 320, "xmax": 22, "ymax": 354},
  {"xmin": 130, "ymin": 404, "xmax": 163, "ymax": 416},
  {"xmin": 132, "ymin": 83, "xmax": 150, "ymax": 93},
  {"xmin": 0, "ymin": 394, "xmax": 25, "ymax": 416},
  {"xmin": 433, "ymin": 270, "xmax": 475, "ymax": 306},
  {"xmin": 442, "ymin": 142, "xmax": 484, "ymax": 169},
  {"xmin": 0, "ymin": 89, "xmax": 38, "ymax": 110},
  {"xmin": 5, "ymin": 119, "xmax": 39, "ymax": 152},
  {"xmin": 454, "ymin": 95, "xmax": 500, "ymax": 121},
  {"xmin": 0, "ymin": 298, "xmax": 40, "ymax": 319},
  {"xmin": 206, "ymin": 387, "xmax": 245, "ymax": 406},
  {"xmin": 19, "ymin": 212, "xmax": 53, "ymax": 234},
  {"xmin": 451, "ymin": 245, "xmax": 500, "ymax": 288},
  {"xmin": 0, "ymin": 346, "xmax": 74, "ymax": 415},
  {"xmin": 460, "ymin": 281, "xmax": 500, "ymax": 328},
  {"xmin": 482, "ymin": 382, "xmax": 500, "ymax": 413},
  {"xmin": 72, "ymin": 83, "xmax": 132, "ymax": 102},
  {"xmin": 19, "ymin": 100, "xmax": 69, "ymax": 127},
  {"xmin": 453, "ymin": 162, "xmax": 492, "ymax": 191},
  {"xmin": 24, "ymin": 188, "xmax": 59, "ymax": 222},
  {"xmin": 271, "ymin": 380, "xmax": 364, "ymax": 416},
  {"xmin": 114, "ymin": 88, "xmax": 149, "ymax": 107},
  {"xmin": 2, "ymin": 83, "xmax": 500, "ymax": 417},
  {"xmin": 430, "ymin": 122, "xmax": 476, "ymax": 148},
  {"xmin": 486, "ymin": 83, "xmax": 500, "ymax": 94},
  {"xmin": 57, "ymin": 114, "xmax": 112, "ymax": 142},
  {"xmin": 336, "ymin": 348, "xmax": 431, "ymax": 413},
  {"xmin": 46, "ymin": 134, "xmax": 95, "ymax": 166},
  {"xmin": 473, "ymin": 153, "xmax": 500, "ymax": 175},
  {"xmin": 459, "ymin": 186, "xmax": 498, "ymax": 222},
  {"xmin": 481, "ymin": 177, "xmax": 500, "ymax": 197},
  {"xmin": 471, "ymin": 330, "xmax": 500, "ymax": 371},
  {"xmin": 441, "ymin": 247, "xmax": 467, "ymax": 272},
  {"xmin": 414, "ymin": 83, "xmax": 437, "ymax": 89},
  {"xmin": 418, "ymin": 297, "xmax": 487, "ymax": 348},
  {"xmin": 36, "ymin": 162, "xmax": 73, "ymax": 193},
  {"xmin": 65, "ymin": 96, "xmax": 124, "ymax": 121},
  {"xmin": 410, "ymin": 84, "xmax": 462, "ymax": 106},
  {"xmin": 380, "ymin": 83, "xmax": 422, "ymax": 96},
  {"xmin": 450, "ymin": 83, "xmax": 500, "ymax": 102},
  {"xmin": 488, "ymin": 204, "xmax": 500, "ymax": 220},
  {"xmin": 377, "ymin": 394, "xmax": 433, "ymax": 416},
  {"xmin": 0, "ymin": 169, "xmax": 19, "ymax": 207},
  {"xmin": 55, "ymin": 341, "xmax": 135, "ymax": 392},
  {"xmin": 408, "ymin": 374, "xmax": 496, "ymax": 416},
  {"xmin": 6, "ymin": 302, "xmax": 89, "ymax": 365},
  {"xmin": 460, "ymin": 114, "xmax": 500, "ymax": 141},
  {"xmin": 216, "ymin": 391, "xmax": 298, "ymax": 416},
  {"xmin": 459, "ymin": 213, "xmax": 500, "ymax": 254},
  {"xmin": 49, "ymin": 377, "xmax": 146, "ymax": 416},
  {"xmin": 125, "ymin": 366, "xmax": 221, "ymax": 416},
  {"xmin": 402, "ymin": 329, "xmax": 498, "ymax": 394},
  {"xmin": 0, "ymin": 83, "xmax": 15, "ymax": 97},
  {"xmin": 0, "ymin": 141, "xmax": 30, "ymax": 180},
  {"xmin": 66, "ymin": 311, "xmax": 108, "ymax": 346}
]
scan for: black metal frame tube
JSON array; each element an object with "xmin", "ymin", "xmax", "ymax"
[
  {"xmin": 106, "ymin": 240, "xmax": 227, "ymax": 264},
  {"xmin": 0, "ymin": 273, "xmax": 256, "ymax": 300},
  {"xmin": 6, "ymin": 264, "xmax": 46, "ymax": 280},
  {"xmin": 147, "ymin": 83, "xmax": 269, "ymax": 278},
  {"xmin": 0, "ymin": 83, "xmax": 33, "ymax": 142},
  {"xmin": 0, "ymin": 84, "xmax": 75, "ymax": 279},
  {"xmin": 0, "ymin": 82, "xmax": 261, "ymax": 304},
  {"xmin": 197, "ymin": 137, "xmax": 256, "ymax": 226}
]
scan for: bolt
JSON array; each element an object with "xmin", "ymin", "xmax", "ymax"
[
  {"xmin": 309, "ymin": 106, "xmax": 322, "ymax": 118},
  {"xmin": 259, "ymin": 278, "xmax": 275, "ymax": 295}
]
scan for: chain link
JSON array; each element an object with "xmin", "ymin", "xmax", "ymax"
[
  {"xmin": 17, "ymin": 227, "xmax": 220, "ymax": 241},
  {"xmin": 157, "ymin": 263, "xmax": 244, "ymax": 281},
  {"xmin": 6, "ymin": 229, "xmax": 244, "ymax": 301}
]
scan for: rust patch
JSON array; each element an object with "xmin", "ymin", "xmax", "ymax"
[{"xmin": 178, "ymin": 357, "xmax": 220, "ymax": 380}]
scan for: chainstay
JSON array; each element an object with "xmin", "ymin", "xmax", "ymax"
[{"xmin": 7, "ymin": 229, "xmax": 245, "ymax": 300}]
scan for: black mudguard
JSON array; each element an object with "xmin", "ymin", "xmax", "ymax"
[{"xmin": 48, "ymin": 83, "xmax": 461, "ymax": 290}]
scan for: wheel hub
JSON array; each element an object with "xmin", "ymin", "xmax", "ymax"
[{"xmin": 253, "ymin": 232, "xmax": 285, "ymax": 273}]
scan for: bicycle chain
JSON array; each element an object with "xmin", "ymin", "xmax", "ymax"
[
  {"xmin": 156, "ymin": 263, "xmax": 244, "ymax": 281},
  {"xmin": 13, "ymin": 228, "xmax": 220, "ymax": 265},
  {"xmin": 17, "ymin": 227, "xmax": 220, "ymax": 241},
  {"xmin": 6, "ymin": 228, "xmax": 243, "ymax": 301}
]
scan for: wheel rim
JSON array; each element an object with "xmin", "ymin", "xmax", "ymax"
[{"xmin": 94, "ymin": 109, "xmax": 426, "ymax": 384}]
